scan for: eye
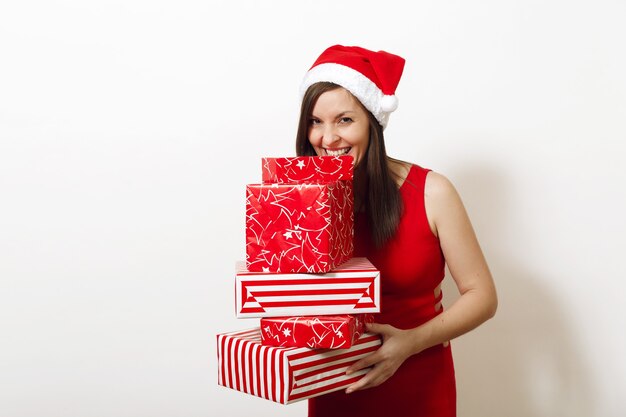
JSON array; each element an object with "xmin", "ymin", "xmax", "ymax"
[
  {"xmin": 309, "ymin": 117, "xmax": 321, "ymax": 125},
  {"xmin": 339, "ymin": 117, "xmax": 353, "ymax": 124}
]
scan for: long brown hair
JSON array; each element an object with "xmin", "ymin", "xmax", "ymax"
[{"xmin": 295, "ymin": 82, "xmax": 403, "ymax": 248}]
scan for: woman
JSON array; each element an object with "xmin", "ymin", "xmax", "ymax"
[{"xmin": 296, "ymin": 45, "xmax": 498, "ymax": 417}]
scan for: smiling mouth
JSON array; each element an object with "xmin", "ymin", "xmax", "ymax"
[{"xmin": 324, "ymin": 147, "xmax": 351, "ymax": 157}]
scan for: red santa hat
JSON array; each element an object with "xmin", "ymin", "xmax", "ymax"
[{"xmin": 300, "ymin": 45, "xmax": 406, "ymax": 129}]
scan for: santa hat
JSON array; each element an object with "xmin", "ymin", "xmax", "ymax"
[{"xmin": 300, "ymin": 45, "xmax": 406, "ymax": 129}]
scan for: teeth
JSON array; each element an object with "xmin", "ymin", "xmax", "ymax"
[{"xmin": 326, "ymin": 148, "xmax": 350, "ymax": 157}]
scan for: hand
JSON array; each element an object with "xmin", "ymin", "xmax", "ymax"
[{"xmin": 344, "ymin": 322, "xmax": 417, "ymax": 393}]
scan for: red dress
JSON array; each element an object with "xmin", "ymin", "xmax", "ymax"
[{"xmin": 308, "ymin": 165, "xmax": 456, "ymax": 417}]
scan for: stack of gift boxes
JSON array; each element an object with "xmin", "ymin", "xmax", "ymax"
[{"xmin": 216, "ymin": 156, "xmax": 382, "ymax": 404}]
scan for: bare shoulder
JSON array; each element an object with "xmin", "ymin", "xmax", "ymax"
[
  {"xmin": 424, "ymin": 171, "xmax": 459, "ymax": 200},
  {"xmin": 424, "ymin": 171, "xmax": 465, "ymax": 237}
]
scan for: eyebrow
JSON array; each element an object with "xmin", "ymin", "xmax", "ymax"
[{"xmin": 311, "ymin": 111, "xmax": 356, "ymax": 118}]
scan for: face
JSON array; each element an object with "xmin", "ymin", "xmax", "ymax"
[{"xmin": 308, "ymin": 87, "xmax": 370, "ymax": 166}]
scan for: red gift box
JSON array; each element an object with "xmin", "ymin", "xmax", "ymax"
[
  {"xmin": 260, "ymin": 314, "xmax": 374, "ymax": 349},
  {"xmin": 246, "ymin": 181, "xmax": 353, "ymax": 273},
  {"xmin": 235, "ymin": 257, "xmax": 380, "ymax": 318},
  {"xmin": 262, "ymin": 156, "xmax": 353, "ymax": 184},
  {"xmin": 217, "ymin": 328, "xmax": 381, "ymax": 404}
]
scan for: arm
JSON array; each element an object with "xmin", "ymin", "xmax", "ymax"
[{"xmin": 345, "ymin": 171, "xmax": 498, "ymax": 393}]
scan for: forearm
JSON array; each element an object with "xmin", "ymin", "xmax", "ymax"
[{"xmin": 406, "ymin": 286, "xmax": 497, "ymax": 355}]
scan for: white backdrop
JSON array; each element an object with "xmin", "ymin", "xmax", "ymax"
[{"xmin": 1, "ymin": 1, "xmax": 625, "ymax": 416}]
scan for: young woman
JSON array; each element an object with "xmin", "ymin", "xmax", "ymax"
[{"xmin": 295, "ymin": 45, "xmax": 498, "ymax": 417}]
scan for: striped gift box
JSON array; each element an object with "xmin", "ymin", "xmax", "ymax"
[
  {"xmin": 235, "ymin": 257, "xmax": 380, "ymax": 318},
  {"xmin": 216, "ymin": 327, "xmax": 381, "ymax": 404}
]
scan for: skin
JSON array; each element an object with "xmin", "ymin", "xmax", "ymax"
[
  {"xmin": 308, "ymin": 87, "xmax": 499, "ymax": 394},
  {"xmin": 307, "ymin": 87, "xmax": 370, "ymax": 210},
  {"xmin": 308, "ymin": 88, "xmax": 370, "ymax": 167}
]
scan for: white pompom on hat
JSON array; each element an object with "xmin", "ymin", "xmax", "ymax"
[{"xmin": 300, "ymin": 45, "xmax": 406, "ymax": 129}]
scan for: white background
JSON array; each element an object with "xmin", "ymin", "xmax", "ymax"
[{"xmin": 1, "ymin": 1, "xmax": 625, "ymax": 416}]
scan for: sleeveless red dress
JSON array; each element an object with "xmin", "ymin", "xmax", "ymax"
[{"xmin": 308, "ymin": 165, "xmax": 456, "ymax": 417}]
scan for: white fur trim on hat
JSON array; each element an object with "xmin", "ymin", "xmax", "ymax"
[{"xmin": 300, "ymin": 63, "xmax": 397, "ymax": 129}]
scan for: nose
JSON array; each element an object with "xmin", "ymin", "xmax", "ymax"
[{"xmin": 321, "ymin": 126, "xmax": 340, "ymax": 146}]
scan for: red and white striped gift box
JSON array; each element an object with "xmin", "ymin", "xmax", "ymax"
[
  {"xmin": 216, "ymin": 327, "xmax": 381, "ymax": 404},
  {"xmin": 235, "ymin": 257, "xmax": 380, "ymax": 318}
]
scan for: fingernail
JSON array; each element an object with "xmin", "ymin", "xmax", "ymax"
[{"xmin": 346, "ymin": 388, "xmax": 353, "ymax": 394}]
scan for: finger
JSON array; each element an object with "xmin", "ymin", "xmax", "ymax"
[
  {"xmin": 345, "ymin": 370, "xmax": 375, "ymax": 394},
  {"xmin": 365, "ymin": 322, "xmax": 392, "ymax": 336},
  {"xmin": 346, "ymin": 352, "xmax": 380, "ymax": 375},
  {"xmin": 346, "ymin": 367, "xmax": 384, "ymax": 393}
]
